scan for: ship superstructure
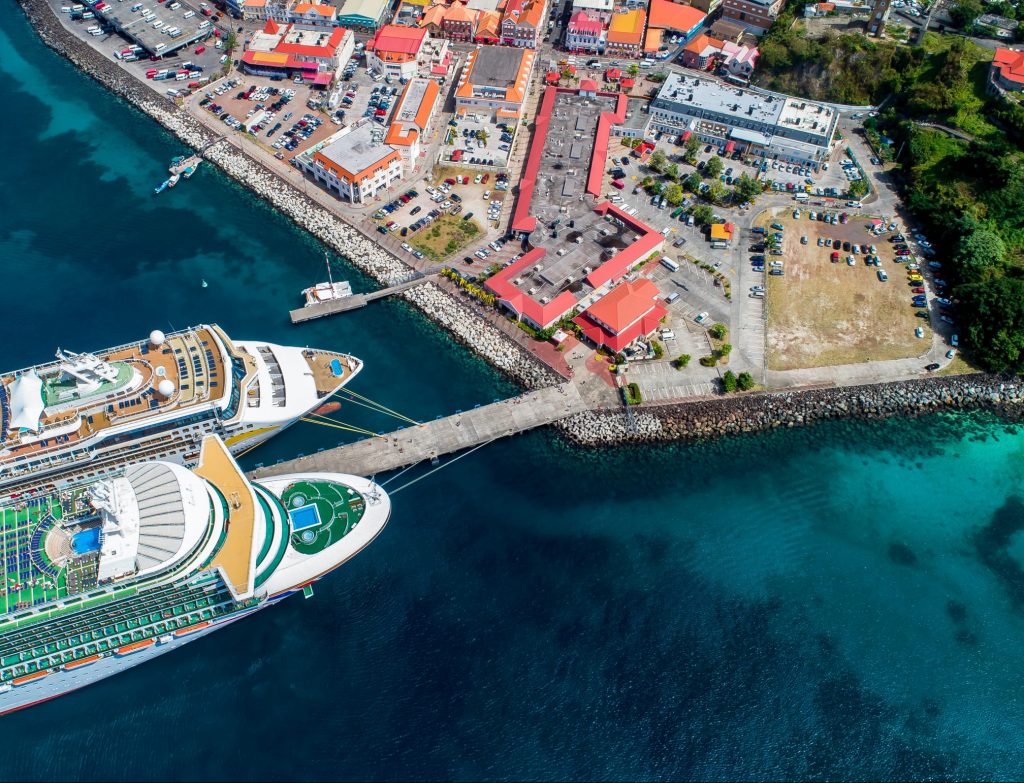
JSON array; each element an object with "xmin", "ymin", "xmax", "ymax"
[
  {"xmin": 0, "ymin": 325, "xmax": 361, "ymax": 494},
  {"xmin": 0, "ymin": 435, "xmax": 390, "ymax": 715}
]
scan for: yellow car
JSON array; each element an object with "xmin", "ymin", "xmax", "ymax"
[{"xmin": 908, "ymin": 275, "xmax": 924, "ymax": 282}]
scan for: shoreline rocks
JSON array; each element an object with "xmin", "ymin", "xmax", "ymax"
[{"xmin": 556, "ymin": 374, "xmax": 1024, "ymax": 445}]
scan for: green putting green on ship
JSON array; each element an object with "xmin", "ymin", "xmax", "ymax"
[{"xmin": 282, "ymin": 480, "xmax": 366, "ymax": 556}]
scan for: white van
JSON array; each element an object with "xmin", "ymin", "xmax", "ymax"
[
  {"xmin": 794, "ymin": 192, "xmax": 809, "ymax": 202},
  {"xmin": 660, "ymin": 257, "xmax": 680, "ymax": 272},
  {"xmin": 183, "ymin": 8, "xmax": 194, "ymax": 16},
  {"xmin": 198, "ymin": 19, "xmax": 211, "ymax": 27},
  {"xmin": 155, "ymin": 41, "xmax": 166, "ymax": 50},
  {"xmin": 665, "ymin": 292, "xmax": 680, "ymax": 304}
]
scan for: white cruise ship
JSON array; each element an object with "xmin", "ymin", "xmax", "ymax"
[
  {"xmin": 0, "ymin": 325, "xmax": 360, "ymax": 495},
  {"xmin": 0, "ymin": 435, "xmax": 390, "ymax": 715}
]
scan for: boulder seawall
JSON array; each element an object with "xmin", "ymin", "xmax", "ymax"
[{"xmin": 557, "ymin": 374, "xmax": 1024, "ymax": 445}]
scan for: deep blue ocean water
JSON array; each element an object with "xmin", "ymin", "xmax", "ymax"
[{"xmin": 4, "ymin": 8, "xmax": 1024, "ymax": 780}]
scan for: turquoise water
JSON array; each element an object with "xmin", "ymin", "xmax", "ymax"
[{"xmin": 4, "ymin": 8, "xmax": 1024, "ymax": 780}]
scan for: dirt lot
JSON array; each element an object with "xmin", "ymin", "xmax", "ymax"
[{"xmin": 763, "ymin": 208, "xmax": 924, "ymax": 370}]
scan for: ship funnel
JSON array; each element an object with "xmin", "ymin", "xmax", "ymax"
[
  {"xmin": 157, "ymin": 379, "xmax": 176, "ymax": 398},
  {"xmin": 149, "ymin": 330, "xmax": 166, "ymax": 348}
]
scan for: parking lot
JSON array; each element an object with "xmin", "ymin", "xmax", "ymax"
[
  {"xmin": 442, "ymin": 114, "xmax": 516, "ymax": 168},
  {"xmin": 761, "ymin": 206, "xmax": 928, "ymax": 370},
  {"xmin": 50, "ymin": 0, "xmax": 228, "ymax": 93},
  {"xmin": 368, "ymin": 171, "xmax": 512, "ymax": 264}
]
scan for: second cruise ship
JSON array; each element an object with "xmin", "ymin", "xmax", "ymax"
[{"xmin": 0, "ymin": 325, "xmax": 360, "ymax": 495}]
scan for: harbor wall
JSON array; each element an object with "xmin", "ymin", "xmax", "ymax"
[
  {"xmin": 558, "ymin": 374, "xmax": 1024, "ymax": 445},
  {"xmin": 14, "ymin": 0, "xmax": 561, "ymax": 394}
]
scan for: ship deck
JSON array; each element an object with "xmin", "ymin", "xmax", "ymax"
[
  {"xmin": 196, "ymin": 437, "xmax": 257, "ymax": 599},
  {"xmin": 0, "ymin": 326, "xmax": 228, "ymax": 464},
  {"xmin": 280, "ymin": 480, "xmax": 366, "ymax": 556}
]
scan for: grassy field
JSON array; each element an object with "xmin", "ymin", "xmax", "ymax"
[
  {"xmin": 410, "ymin": 214, "xmax": 482, "ymax": 262},
  {"xmin": 764, "ymin": 208, "xmax": 924, "ymax": 370}
]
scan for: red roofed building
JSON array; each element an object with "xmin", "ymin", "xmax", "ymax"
[
  {"xmin": 574, "ymin": 279, "xmax": 668, "ymax": 352},
  {"xmin": 440, "ymin": 1, "xmax": 478, "ymax": 41},
  {"xmin": 565, "ymin": 10, "xmax": 605, "ymax": 53},
  {"xmin": 242, "ymin": 20, "xmax": 355, "ymax": 79},
  {"xmin": 991, "ymin": 48, "xmax": 1024, "ymax": 94},
  {"xmin": 501, "ymin": 0, "xmax": 548, "ymax": 48},
  {"xmin": 491, "ymin": 85, "xmax": 665, "ymax": 331},
  {"xmin": 367, "ymin": 24, "xmax": 430, "ymax": 79}
]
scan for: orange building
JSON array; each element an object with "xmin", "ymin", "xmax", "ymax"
[
  {"xmin": 605, "ymin": 8, "xmax": 646, "ymax": 58},
  {"xmin": 299, "ymin": 122, "xmax": 404, "ymax": 204},
  {"xmin": 455, "ymin": 45, "xmax": 536, "ymax": 120}
]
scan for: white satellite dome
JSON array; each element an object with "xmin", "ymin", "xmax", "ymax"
[
  {"xmin": 149, "ymin": 330, "xmax": 166, "ymax": 348},
  {"xmin": 157, "ymin": 379, "xmax": 176, "ymax": 398}
]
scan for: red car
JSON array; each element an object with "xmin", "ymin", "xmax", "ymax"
[
  {"xmin": 482, "ymin": 173, "xmax": 489, "ymax": 184},
  {"xmin": 195, "ymin": 45, "xmax": 206, "ymax": 54},
  {"xmin": 444, "ymin": 177, "xmax": 456, "ymax": 185},
  {"xmin": 912, "ymin": 287, "xmax": 925, "ymax": 293}
]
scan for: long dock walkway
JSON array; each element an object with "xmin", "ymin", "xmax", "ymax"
[
  {"xmin": 290, "ymin": 274, "xmax": 438, "ymax": 323},
  {"xmin": 249, "ymin": 382, "xmax": 587, "ymax": 480}
]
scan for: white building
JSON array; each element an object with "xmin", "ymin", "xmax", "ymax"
[
  {"xmin": 296, "ymin": 122, "xmax": 404, "ymax": 204},
  {"xmin": 648, "ymin": 71, "xmax": 837, "ymax": 165}
]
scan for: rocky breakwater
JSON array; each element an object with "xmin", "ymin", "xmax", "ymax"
[
  {"xmin": 558, "ymin": 375, "xmax": 1024, "ymax": 446},
  {"xmin": 15, "ymin": 0, "xmax": 561, "ymax": 392}
]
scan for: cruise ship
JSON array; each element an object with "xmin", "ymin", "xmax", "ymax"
[
  {"xmin": 0, "ymin": 325, "xmax": 360, "ymax": 495},
  {"xmin": 0, "ymin": 435, "xmax": 390, "ymax": 715}
]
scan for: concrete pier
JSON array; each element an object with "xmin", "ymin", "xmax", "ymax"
[
  {"xmin": 290, "ymin": 274, "xmax": 438, "ymax": 323},
  {"xmin": 249, "ymin": 382, "xmax": 587, "ymax": 479}
]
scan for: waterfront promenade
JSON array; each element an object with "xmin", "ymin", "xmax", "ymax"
[{"xmin": 249, "ymin": 382, "xmax": 587, "ymax": 479}]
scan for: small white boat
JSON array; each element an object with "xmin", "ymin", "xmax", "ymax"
[{"xmin": 302, "ymin": 252, "xmax": 352, "ymax": 307}]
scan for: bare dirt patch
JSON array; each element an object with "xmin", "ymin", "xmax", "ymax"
[{"xmin": 764, "ymin": 208, "xmax": 924, "ymax": 370}]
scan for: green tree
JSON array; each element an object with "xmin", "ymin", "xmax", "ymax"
[
  {"xmin": 693, "ymin": 204, "xmax": 714, "ymax": 225},
  {"xmin": 733, "ymin": 173, "xmax": 762, "ymax": 203},
  {"xmin": 704, "ymin": 156, "xmax": 724, "ymax": 179},
  {"xmin": 672, "ymin": 354, "xmax": 692, "ymax": 369},
  {"xmin": 707, "ymin": 180, "xmax": 728, "ymax": 204},
  {"xmin": 649, "ymin": 150, "xmax": 668, "ymax": 173},
  {"xmin": 722, "ymin": 370, "xmax": 738, "ymax": 392},
  {"xmin": 684, "ymin": 172, "xmax": 702, "ymax": 192},
  {"xmin": 224, "ymin": 32, "xmax": 238, "ymax": 52},
  {"xmin": 737, "ymin": 371, "xmax": 755, "ymax": 391},
  {"xmin": 954, "ymin": 227, "xmax": 1006, "ymax": 273},
  {"xmin": 950, "ymin": 0, "xmax": 983, "ymax": 28},
  {"xmin": 709, "ymin": 323, "xmax": 728, "ymax": 340},
  {"xmin": 720, "ymin": 343, "xmax": 733, "ymax": 357},
  {"xmin": 956, "ymin": 277, "xmax": 1024, "ymax": 372},
  {"xmin": 699, "ymin": 355, "xmax": 718, "ymax": 367},
  {"xmin": 848, "ymin": 178, "xmax": 869, "ymax": 198},
  {"xmin": 684, "ymin": 135, "xmax": 701, "ymax": 162},
  {"xmin": 665, "ymin": 162, "xmax": 680, "ymax": 181},
  {"xmin": 627, "ymin": 62, "xmax": 640, "ymax": 78},
  {"xmin": 665, "ymin": 183, "xmax": 684, "ymax": 206}
]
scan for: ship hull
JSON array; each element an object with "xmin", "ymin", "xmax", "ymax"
[{"xmin": 0, "ymin": 598, "xmax": 282, "ymax": 717}]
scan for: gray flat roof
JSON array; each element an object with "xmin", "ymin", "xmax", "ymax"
[
  {"xmin": 470, "ymin": 47, "xmax": 528, "ymax": 90},
  {"xmin": 394, "ymin": 78, "xmax": 431, "ymax": 125},
  {"xmin": 98, "ymin": 2, "xmax": 209, "ymax": 55},
  {"xmin": 316, "ymin": 122, "xmax": 395, "ymax": 175}
]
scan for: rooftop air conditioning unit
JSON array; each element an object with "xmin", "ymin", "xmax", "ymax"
[
  {"xmin": 529, "ymin": 287, "xmax": 539, "ymax": 295},
  {"xmin": 541, "ymin": 296, "xmax": 551, "ymax": 304}
]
